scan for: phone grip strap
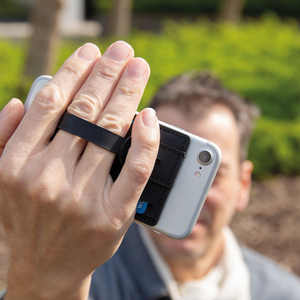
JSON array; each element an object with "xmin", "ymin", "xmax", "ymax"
[{"xmin": 57, "ymin": 112, "xmax": 125, "ymax": 154}]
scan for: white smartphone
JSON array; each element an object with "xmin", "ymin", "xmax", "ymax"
[{"xmin": 25, "ymin": 76, "xmax": 221, "ymax": 239}]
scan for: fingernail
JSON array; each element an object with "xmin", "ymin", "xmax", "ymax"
[
  {"xmin": 106, "ymin": 41, "xmax": 132, "ymax": 62},
  {"xmin": 0, "ymin": 98, "xmax": 15, "ymax": 121},
  {"xmin": 77, "ymin": 43, "xmax": 100, "ymax": 62},
  {"xmin": 142, "ymin": 108, "xmax": 157, "ymax": 128},
  {"xmin": 127, "ymin": 58, "xmax": 148, "ymax": 79}
]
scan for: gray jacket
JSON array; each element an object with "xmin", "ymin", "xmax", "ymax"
[{"xmin": 90, "ymin": 224, "xmax": 300, "ymax": 300}]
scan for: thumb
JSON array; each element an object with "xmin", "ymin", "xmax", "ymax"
[
  {"xmin": 108, "ymin": 108, "xmax": 160, "ymax": 223},
  {"xmin": 0, "ymin": 98, "xmax": 24, "ymax": 157}
]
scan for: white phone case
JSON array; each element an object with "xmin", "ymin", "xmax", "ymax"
[
  {"xmin": 146, "ymin": 122, "xmax": 221, "ymax": 238},
  {"xmin": 24, "ymin": 76, "xmax": 221, "ymax": 239}
]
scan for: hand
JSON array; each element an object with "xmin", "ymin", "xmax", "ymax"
[{"xmin": 0, "ymin": 41, "xmax": 159, "ymax": 300}]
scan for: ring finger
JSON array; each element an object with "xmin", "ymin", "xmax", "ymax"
[{"xmin": 75, "ymin": 57, "xmax": 150, "ymax": 186}]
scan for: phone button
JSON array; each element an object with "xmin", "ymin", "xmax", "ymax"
[{"xmin": 154, "ymin": 230, "xmax": 161, "ymax": 235}]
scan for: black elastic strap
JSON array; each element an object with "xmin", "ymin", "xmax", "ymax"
[{"xmin": 57, "ymin": 112, "xmax": 125, "ymax": 154}]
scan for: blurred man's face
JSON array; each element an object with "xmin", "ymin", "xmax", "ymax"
[{"xmin": 147, "ymin": 104, "xmax": 252, "ymax": 264}]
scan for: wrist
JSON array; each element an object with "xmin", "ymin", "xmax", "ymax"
[{"xmin": 5, "ymin": 262, "xmax": 92, "ymax": 300}]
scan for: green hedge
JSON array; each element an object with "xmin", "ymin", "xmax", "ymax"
[
  {"xmin": 128, "ymin": 15, "xmax": 300, "ymax": 121},
  {"xmin": 0, "ymin": 40, "xmax": 25, "ymax": 103},
  {"xmin": 1, "ymin": 15, "xmax": 300, "ymax": 178},
  {"xmin": 250, "ymin": 119, "xmax": 300, "ymax": 178}
]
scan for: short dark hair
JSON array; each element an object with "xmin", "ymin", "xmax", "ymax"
[{"xmin": 148, "ymin": 71, "xmax": 260, "ymax": 162}]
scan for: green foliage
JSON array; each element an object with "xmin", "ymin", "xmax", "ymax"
[
  {"xmin": 0, "ymin": 40, "xmax": 26, "ymax": 107},
  {"xmin": 124, "ymin": 14, "xmax": 300, "ymax": 122},
  {"xmin": 1, "ymin": 15, "xmax": 300, "ymax": 178},
  {"xmin": 249, "ymin": 119, "xmax": 300, "ymax": 179}
]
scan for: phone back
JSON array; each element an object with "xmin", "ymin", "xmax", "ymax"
[{"xmin": 146, "ymin": 121, "xmax": 221, "ymax": 239}]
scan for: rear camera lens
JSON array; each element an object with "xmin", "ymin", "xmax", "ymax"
[{"xmin": 198, "ymin": 150, "xmax": 212, "ymax": 164}]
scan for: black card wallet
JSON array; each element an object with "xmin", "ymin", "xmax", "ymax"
[
  {"xmin": 110, "ymin": 122, "xmax": 190, "ymax": 226},
  {"xmin": 57, "ymin": 112, "xmax": 191, "ymax": 227}
]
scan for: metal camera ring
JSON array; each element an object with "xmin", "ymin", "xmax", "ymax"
[{"xmin": 197, "ymin": 149, "xmax": 213, "ymax": 165}]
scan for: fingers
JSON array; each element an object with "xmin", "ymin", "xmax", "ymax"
[
  {"xmin": 67, "ymin": 41, "xmax": 134, "ymax": 122},
  {"xmin": 2, "ymin": 40, "xmax": 154, "ymax": 209},
  {"xmin": 49, "ymin": 41, "xmax": 135, "ymax": 165},
  {"xmin": 0, "ymin": 99, "xmax": 24, "ymax": 156},
  {"xmin": 106, "ymin": 108, "xmax": 160, "ymax": 223},
  {"xmin": 97, "ymin": 57, "xmax": 150, "ymax": 136},
  {"xmin": 9, "ymin": 43, "xmax": 101, "ymax": 156},
  {"xmin": 74, "ymin": 56, "xmax": 150, "ymax": 187}
]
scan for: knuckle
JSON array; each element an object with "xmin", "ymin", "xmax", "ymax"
[
  {"xmin": 126, "ymin": 137, "xmax": 159, "ymax": 185},
  {"xmin": 95, "ymin": 58, "xmax": 119, "ymax": 82},
  {"xmin": 0, "ymin": 162, "xmax": 13, "ymax": 187},
  {"xmin": 68, "ymin": 91, "xmax": 100, "ymax": 120},
  {"xmin": 0, "ymin": 157, "xmax": 22, "ymax": 188},
  {"xmin": 27, "ymin": 178, "xmax": 53, "ymax": 204},
  {"xmin": 98, "ymin": 113, "xmax": 126, "ymax": 135},
  {"xmin": 35, "ymin": 86, "xmax": 64, "ymax": 113},
  {"xmin": 62, "ymin": 61, "xmax": 83, "ymax": 79},
  {"xmin": 27, "ymin": 179, "xmax": 65, "ymax": 208},
  {"xmin": 26, "ymin": 166, "xmax": 59, "ymax": 205},
  {"xmin": 117, "ymin": 82, "xmax": 140, "ymax": 99},
  {"xmin": 129, "ymin": 159, "xmax": 153, "ymax": 186},
  {"xmin": 142, "ymin": 138, "xmax": 159, "ymax": 156}
]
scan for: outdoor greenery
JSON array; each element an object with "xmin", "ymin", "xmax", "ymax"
[
  {"xmin": 3, "ymin": 0, "xmax": 300, "ymax": 20},
  {"xmin": 0, "ymin": 40, "xmax": 25, "ymax": 104},
  {"xmin": 93, "ymin": 0, "xmax": 300, "ymax": 16},
  {"xmin": 250, "ymin": 119, "xmax": 300, "ymax": 177},
  {"xmin": 1, "ymin": 14, "xmax": 300, "ymax": 178}
]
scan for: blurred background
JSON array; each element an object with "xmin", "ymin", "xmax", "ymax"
[{"xmin": 0, "ymin": 0, "xmax": 300, "ymax": 288}]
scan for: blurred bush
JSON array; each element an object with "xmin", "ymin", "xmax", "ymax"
[
  {"xmin": 127, "ymin": 14, "xmax": 300, "ymax": 122},
  {"xmin": 250, "ymin": 119, "xmax": 300, "ymax": 178},
  {"xmin": 0, "ymin": 40, "xmax": 25, "ymax": 103},
  {"xmin": 1, "ymin": 14, "xmax": 300, "ymax": 178}
]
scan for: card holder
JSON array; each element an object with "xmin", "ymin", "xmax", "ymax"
[
  {"xmin": 110, "ymin": 123, "xmax": 190, "ymax": 226},
  {"xmin": 56, "ymin": 111, "xmax": 190, "ymax": 227}
]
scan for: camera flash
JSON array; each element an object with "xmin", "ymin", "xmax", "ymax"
[{"xmin": 194, "ymin": 172, "xmax": 201, "ymax": 178}]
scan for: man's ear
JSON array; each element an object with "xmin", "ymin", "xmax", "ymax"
[{"xmin": 236, "ymin": 160, "xmax": 253, "ymax": 211}]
